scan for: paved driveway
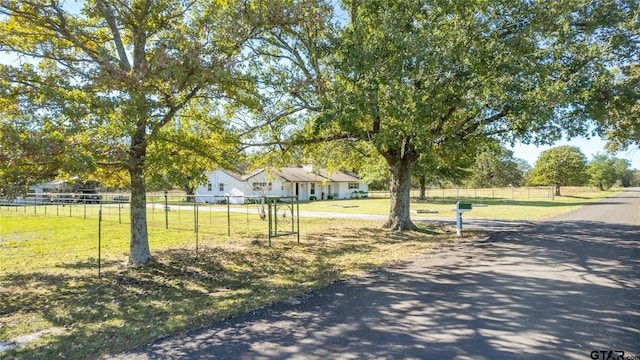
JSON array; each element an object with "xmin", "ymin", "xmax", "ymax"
[{"xmin": 113, "ymin": 189, "xmax": 640, "ymax": 359}]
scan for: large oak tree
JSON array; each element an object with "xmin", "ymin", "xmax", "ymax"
[
  {"xmin": 245, "ymin": 0, "xmax": 637, "ymax": 231},
  {"xmin": 0, "ymin": 0, "xmax": 316, "ymax": 265},
  {"xmin": 318, "ymin": 0, "xmax": 638, "ymax": 230}
]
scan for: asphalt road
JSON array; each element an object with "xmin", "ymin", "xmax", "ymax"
[{"xmin": 113, "ymin": 189, "xmax": 640, "ymax": 360}]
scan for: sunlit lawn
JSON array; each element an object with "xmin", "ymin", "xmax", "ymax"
[
  {"xmin": 0, "ymin": 208, "xmax": 464, "ymax": 359},
  {"xmin": 0, "ymin": 187, "xmax": 621, "ymax": 358},
  {"xmin": 298, "ymin": 189, "xmax": 622, "ymax": 220}
]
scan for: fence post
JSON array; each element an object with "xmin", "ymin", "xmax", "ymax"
[
  {"xmin": 164, "ymin": 192, "xmax": 169, "ymax": 229},
  {"xmin": 195, "ymin": 201, "xmax": 199, "ymax": 259},
  {"xmin": 227, "ymin": 196, "xmax": 230, "ymax": 237},
  {"xmin": 268, "ymin": 199, "xmax": 272, "ymax": 247},
  {"xmin": 98, "ymin": 208, "xmax": 102, "ymax": 277}
]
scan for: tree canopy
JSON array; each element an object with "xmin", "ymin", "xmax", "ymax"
[
  {"xmin": 300, "ymin": 0, "xmax": 637, "ymax": 229},
  {"xmin": 1, "ymin": 0, "xmax": 638, "ymax": 256},
  {"xmin": 0, "ymin": 0, "xmax": 318, "ymax": 265}
]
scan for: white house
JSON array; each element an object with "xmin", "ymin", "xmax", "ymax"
[{"xmin": 194, "ymin": 166, "xmax": 368, "ymax": 203}]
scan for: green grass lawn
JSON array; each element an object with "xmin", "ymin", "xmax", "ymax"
[
  {"xmin": 0, "ymin": 187, "xmax": 620, "ymax": 358},
  {"xmin": 298, "ymin": 189, "xmax": 621, "ymax": 220},
  {"xmin": 0, "ymin": 208, "xmax": 464, "ymax": 359}
]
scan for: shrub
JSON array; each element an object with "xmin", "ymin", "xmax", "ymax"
[
  {"xmin": 309, "ymin": 196, "xmax": 317, "ymax": 201},
  {"xmin": 350, "ymin": 190, "xmax": 368, "ymax": 199}
]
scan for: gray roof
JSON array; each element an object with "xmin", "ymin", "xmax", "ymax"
[
  {"xmin": 220, "ymin": 169, "xmax": 245, "ymax": 181},
  {"xmin": 242, "ymin": 167, "xmax": 361, "ymax": 183},
  {"xmin": 316, "ymin": 169, "xmax": 361, "ymax": 182}
]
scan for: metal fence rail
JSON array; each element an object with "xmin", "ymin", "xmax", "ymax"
[
  {"xmin": 367, "ymin": 186, "xmax": 597, "ymax": 200},
  {"xmin": 0, "ymin": 194, "xmax": 301, "ymax": 279}
]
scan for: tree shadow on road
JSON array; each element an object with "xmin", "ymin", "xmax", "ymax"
[{"xmin": 122, "ymin": 220, "xmax": 640, "ymax": 359}]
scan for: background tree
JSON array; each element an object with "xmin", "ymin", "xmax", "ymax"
[
  {"xmin": 413, "ymin": 151, "xmax": 473, "ymax": 200},
  {"xmin": 528, "ymin": 146, "xmax": 588, "ymax": 195},
  {"xmin": 515, "ymin": 158, "xmax": 533, "ymax": 186},
  {"xmin": 586, "ymin": 154, "xmax": 618, "ymax": 190},
  {"xmin": 632, "ymin": 170, "xmax": 640, "ymax": 187},
  {"xmin": 614, "ymin": 159, "xmax": 634, "ymax": 187},
  {"xmin": 0, "ymin": 1, "xmax": 309, "ymax": 266},
  {"xmin": 465, "ymin": 146, "xmax": 527, "ymax": 188}
]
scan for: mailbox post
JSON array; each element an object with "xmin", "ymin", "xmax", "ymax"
[{"xmin": 452, "ymin": 201, "xmax": 472, "ymax": 237}]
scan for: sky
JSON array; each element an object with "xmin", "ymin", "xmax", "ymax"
[{"xmin": 508, "ymin": 135, "xmax": 640, "ymax": 170}]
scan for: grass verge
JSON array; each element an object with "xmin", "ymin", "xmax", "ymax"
[
  {"xmin": 298, "ymin": 189, "xmax": 622, "ymax": 220},
  {"xmin": 0, "ymin": 213, "xmax": 468, "ymax": 359}
]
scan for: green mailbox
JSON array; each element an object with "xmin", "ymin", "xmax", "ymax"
[
  {"xmin": 453, "ymin": 202, "xmax": 473, "ymax": 237},
  {"xmin": 457, "ymin": 202, "xmax": 472, "ymax": 210}
]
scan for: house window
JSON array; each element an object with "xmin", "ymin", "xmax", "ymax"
[
  {"xmin": 252, "ymin": 182, "xmax": 272, "ymax": 191},
  {"xmin": 348, "ymin": 182, "xmax": 359, "ymax": 190},
  {"xmin": 219, "ymin": 183, "xmax": 224, "ymax": 191},
  {"xmin": 207, "ymin": 183, "xmax": 212, "ymax": 191},
  {"xmin": 310, "ymin": 183, "xmax": 315, "ymax": 195}
]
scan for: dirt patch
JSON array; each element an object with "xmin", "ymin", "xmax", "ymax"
[{"xmin": 0, "ymin": 327, "xmax": 63, "ymax": 353}]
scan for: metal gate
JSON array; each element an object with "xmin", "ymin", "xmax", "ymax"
[{"xmin": 266, "ymin": 196, "xmax": 299, "ymax": 246}]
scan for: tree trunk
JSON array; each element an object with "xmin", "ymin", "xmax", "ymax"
[
  {"xmin": 555, "ymin": 184, "xmax": 561, "ymax": 196},
  {"xmin": 382, "ymin": 148, "xmax": 418, "ymax": 231},
  {"xmin": 128, "ymin": 127, "xmax": 153, "ymax": 266},
  {"xmin": 129, "ymin": 164, "xmax": 153, "ymax": 265},
  {"xmin": 184, "ymin": 184, "xmax": 195, "ymax": 202},
  {"xmin": 419, "ymin": 175, "xmax": 426, "ymax": 200}
]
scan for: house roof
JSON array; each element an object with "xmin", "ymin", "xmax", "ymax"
[
  {"xmin": 316, "ymin": 169, "xmax": 361, "ymax": 182},
  {"xmin": 241, "ymin": 167, "xmax": 361, "ymax": 183},
  {"xmin": 220, "ymin": 169, "xmax": 245, "ymax": 181},
  {"xmin": 274, "ymin": 168, "xmax": 329, "ymax": 182},
  {"xmin": 241, "ymin": 168, "xmax": 266, "ymax": 181}
]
